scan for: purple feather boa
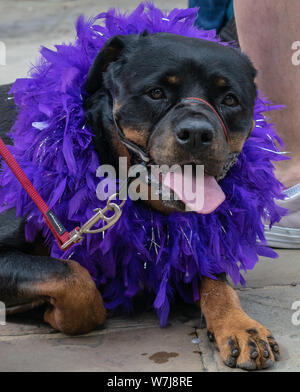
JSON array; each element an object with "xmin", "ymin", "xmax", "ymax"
[{"xmin": 0, "ymin": 2, "xmax": 286, "ymax": 326}]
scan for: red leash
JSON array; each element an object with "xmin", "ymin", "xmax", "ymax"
[
  {"xmin": 0, "ymin": 137, "xmax": 125, "ymax": 250},
  {"xmin": 0, "ymin": 137, "xmax": 76, "ymax": 250}
]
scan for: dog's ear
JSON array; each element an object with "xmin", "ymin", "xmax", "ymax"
[{"xmin": 84, "ymin": 35, "xmax": 136, "ymax": 96}]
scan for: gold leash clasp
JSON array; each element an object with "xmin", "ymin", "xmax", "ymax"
[{"xmin": 61, "ymin": 193, "xmax": 126, "ymax": 250}]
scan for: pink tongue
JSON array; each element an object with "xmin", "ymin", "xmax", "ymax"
[{"xmin": 163, "ymin": 169, "xmax": 225, "ymax": 214}]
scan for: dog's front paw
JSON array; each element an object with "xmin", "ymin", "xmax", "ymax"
[{"xmin": 208, "ymin": 311, "xmax": 280, "ymax": 370}]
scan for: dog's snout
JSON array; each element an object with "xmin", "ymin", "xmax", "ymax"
[{"xmin": 175, "ymin": 119, "xmax": 215, "ymax": 151}]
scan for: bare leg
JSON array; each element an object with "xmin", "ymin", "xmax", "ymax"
[{"xmin": 234, "ymin": 0, "xmax": 300, "ymax": 188}]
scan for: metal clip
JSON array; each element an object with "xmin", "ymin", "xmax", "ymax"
[{"xmin": 61, "ymin": 193, "xmax": 126, "ymax": 250}]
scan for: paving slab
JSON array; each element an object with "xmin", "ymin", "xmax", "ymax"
[
  {"xmin": 1, "ymin": 0, "xmax": 300, "ymax": 373},
  {"xmin": 0, "ymin": 0, "xmax": 185, "ymax": 84},
  {"xmin": 0, "ymin": 321, "xmax": 203, "ymax": 372},
  {"xmin": 237, "ymin": 249, "xmax": 300, "ymax": 289},
  {"xmin": 0, "ymin": 249, "xmax": 299, "ymax": 372}
]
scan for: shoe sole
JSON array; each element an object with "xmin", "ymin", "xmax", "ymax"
[{"xmin": 264, "ymin": 224, "xmax": 300, "ymax": 249}]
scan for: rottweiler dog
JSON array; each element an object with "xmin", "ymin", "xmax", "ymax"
[{"xmin": 0, "ymin": 33, "xmax": 280, "ymax": 370}]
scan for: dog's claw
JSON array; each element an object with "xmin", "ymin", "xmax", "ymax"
[
  {"xmin": 207, "ymin": 330, "xmax": 215, "ymax": 342},
  {"xmin": 273, "ymin": 344, "xmax": 279, "ymax": 352},
  {"xmin": 237, "ymin": 360, "xmax": 257, "ymax": 371},
  {"xmin": 250, "ymin": 350, "xmax": 259, "ymax": 359},
  {"xmin": 224, "ymin": 356, "xmax": 237, "ymax": 368}
]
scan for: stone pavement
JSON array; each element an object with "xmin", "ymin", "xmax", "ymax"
[
  {"xmin": 0, "ymin": 249, "xmax": 300, "ymax": 372},
  {"xmin": 0, "ymin": 0, "xmax": 300, "ymax": 373},
  {"xmin": 0, "ymin": 0, "xmax": 185, "ymax": 85}
]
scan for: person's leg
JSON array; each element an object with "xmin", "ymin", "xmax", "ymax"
[{"xmin": 234, "ymin": 0, "xmax": 300, "ymax": 188}]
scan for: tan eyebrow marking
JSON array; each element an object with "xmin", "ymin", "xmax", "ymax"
[
  {"xmin": 167, "ymin": 75, "xmax": 180, "ymax": 84},
  {"xmin": 216, "ymin": 77, "xmax": 228, "ymax": 87}
]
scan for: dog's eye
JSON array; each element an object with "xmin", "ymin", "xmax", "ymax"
[
  {"xmin": 222, "ymin": 94, "xmax": 239, "ymax": 107},
  {"xmin": 148, "ymin": 88, "xmax": 165, "ymax": 100}
]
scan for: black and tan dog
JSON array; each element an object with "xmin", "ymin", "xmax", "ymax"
[{"xmin": 0, "ymin": 33, "xmax": 279, "ymax": 370}]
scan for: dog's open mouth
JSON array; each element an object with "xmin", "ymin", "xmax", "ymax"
[
  {"xmin": 147, "ymin": 163, "xmax": 224, "ymax": 214},
  {"xmin": 145, "ymin": 152, "xmax": 239, "ymax": 214},
  {"xmin": 163, "ymin": 170, "xmax": 225, "ymax": 214}
]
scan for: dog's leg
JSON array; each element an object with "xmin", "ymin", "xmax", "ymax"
[
  {"xmin": 0, "ymin": 250, "xmax": 106, "ymax": 334},
  {"xmin": 0, "ymin": 210, "xmax": 106, "ymax": 335},
  {"xmin": 199, "ymin": 277, "xmax": 280, "ymax": 370}
]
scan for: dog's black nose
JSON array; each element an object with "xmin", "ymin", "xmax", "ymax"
[{"xmin": 175, "ymin": 119, "xmax": 215, "ymax": 151}]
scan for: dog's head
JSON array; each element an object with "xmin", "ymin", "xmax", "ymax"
[{"xmin": 84, "ymin": 33, "xmax": 257, "ymax": 214}]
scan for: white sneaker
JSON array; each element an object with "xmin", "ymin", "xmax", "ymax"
[{"xmin": 264, "ymin": 183, "xmax": 300, "ymax": 248}]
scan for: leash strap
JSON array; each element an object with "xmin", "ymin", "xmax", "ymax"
[
  {"xmin": 0, "ymin": 137, "xmax": 73, "ymax": 249},
  {"xmin": 113, "ymin": 116, "xmax": 150, "ymax": 164},
  {"xmin": 0, "ymin": 137, "xmax": 125, "ymax": 250},
  {"xmin": 112, "ymin": 100, "xmax": 150, "ymax": 164},
  {"xmin": 185, "ymin": 97, "xmax": 229, "ymax": 142}
]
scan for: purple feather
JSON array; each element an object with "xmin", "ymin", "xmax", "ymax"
[{"xmin": 0, "ymin": 2, "xmax": 287, "ymax": 326}]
